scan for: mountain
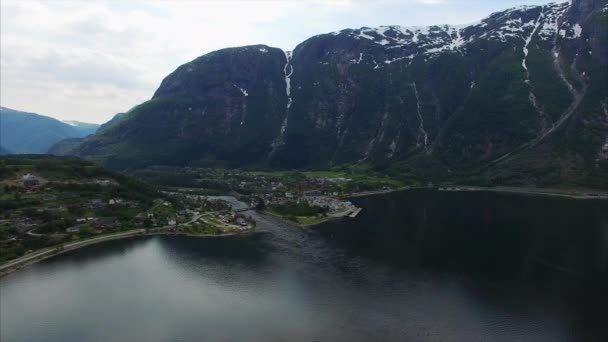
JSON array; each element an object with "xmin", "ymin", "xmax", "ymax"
[
  {"xmin": 72, "ymin": 0, "xmax": 608, "ymax": 188},
  {"xmin": 0, "ymin": 107, "xmax": 100, "ymax": 154},
  {"xmin": 96, "ymin": 112, "xmax": 129, "ymax": 134},
  {"xmin": 48, "ymin": 113, "xmax": 127, "ymax": 156},
  {"xmin": 62, "ymin": 120, "xmax": 100, "ymax": 136}
]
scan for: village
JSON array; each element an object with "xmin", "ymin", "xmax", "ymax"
[
  {"xmin": 212, "ymin": 172, "xmax": 366, "ymax": 225},
  {"xmin": 0, "ymin": 158, "xmax": 409, "ymax": 264},
  {"xmin": 0, "ymin": 171, "xmax": 256, "ymax": 263},
  {"xmin": 249, "ymin": 189, "xmax": 362, "ymax": 225}
]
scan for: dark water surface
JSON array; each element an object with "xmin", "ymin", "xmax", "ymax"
[{"xmin": 2, "ymin": 190, "xmax": 607, "ymax": 341}]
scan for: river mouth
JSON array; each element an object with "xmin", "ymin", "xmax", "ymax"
[{"xmin": 2, "ymin": 190, "xmax": 607, "ymax": 342}]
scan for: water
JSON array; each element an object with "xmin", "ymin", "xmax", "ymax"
[{"xmin": 2, "ymin": 190, "xmax": 607, "ymax": 341}]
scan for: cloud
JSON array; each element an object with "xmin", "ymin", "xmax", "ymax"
[{"xmin": 414, "ymin": 0, "xmax": 447, "ymax": 4}]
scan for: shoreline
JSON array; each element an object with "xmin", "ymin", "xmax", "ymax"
[
  {"xmin": 346, "ymin": 187, "xmax": 413, "ymax": 198},
  {"xmin": 3, "ymin": 185, "xmax": 604, "ymax": 278},
  {"xmin": 258, "ymin": 210, "xmax": 342, "ymax": 228},
  {"xmin": 0, "ymin": 228, "xmax": 254, "ymax": 278},
  {"xmin": 346, "ymin": 186, "xmax": 608, "ymax": 200},
  {"xmin": 259, "ymin": 209, "xmax": 350, "ymax": 228},
  {"xmin": 437, "ymin": 186, "xmax": 608, "ymax": 200}
]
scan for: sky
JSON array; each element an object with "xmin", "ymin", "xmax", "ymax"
[{"xmin": 1, "ymin": 0, "xmax": 554, "ymax": 124}]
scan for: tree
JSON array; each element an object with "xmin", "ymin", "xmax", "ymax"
[
  {"xmin": 79, "ymin": 226, "xmax": 95, "ymax": 237},
  {"xmin": 254, "ymin": 196, "xmax": 265, "ymax": 210}
]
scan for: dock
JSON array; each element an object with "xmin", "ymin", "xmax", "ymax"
[{"xmin": 347, "ymin": 208, "xmax": 362, "ymax": 218}]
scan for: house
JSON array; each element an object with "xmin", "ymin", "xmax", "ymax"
[
  {"xmin": 89, "ymin": 199, "xmax": 105, "ymax": 209},
  {"xmin": 21, "ymin": 174, "xmax": 39, "ymax": 188},
  {"xmin": 66, "ymin": 227, "xmax": 80, "ymax": 233},
  {"xmin": 236, "ymin": 217, "xmax": 248, "ymax": 226},
  {"xmin": 168, "ymin": 219, "xmax": 177, "ymax": 226},
  {"xmin": 76, "ymin": 218, "xmax": 87, "ymax": 223},
  {"xmin": 40, "ymin": 194, "xmax": 57, "ymax": 201},
  {"xmin": 304, "ymin": 190, "xmax": 322, "ymax": 197},
  {"xmin": 108, "ymin": 198, "xmax": 124, "ymax": 205},
  {"xmin": 41, "ymin": 205, "xmax": 64, "ymax": 212},
  {"xmin": 94, "ymin": 179, "xmax": 112, "ymax": 186}
]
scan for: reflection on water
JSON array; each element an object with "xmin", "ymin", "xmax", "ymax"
[{"xmin": 1, "ymin": 190, "xmax": 607, "ymax": 342}]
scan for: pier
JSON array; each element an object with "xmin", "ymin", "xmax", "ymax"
[{"xmin": 348, "ymin": 208, "xmax": 362, "ymax": 218}]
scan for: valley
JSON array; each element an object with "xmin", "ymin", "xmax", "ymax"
[{"xmin": 1, "ymin": 1, "xmax": 607, "ymax": 341}]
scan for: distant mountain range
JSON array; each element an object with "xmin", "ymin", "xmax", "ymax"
[
  {"xmin": 0, "ymin": 107, "xmax": 100, "ymax": 154},
  {"xmin": 61, "ymin": 120, "xmax": 101, "ymax": 135},
  {"xmin": 57, "ymin": 0, "xmax": 608, "ymax": 188}
]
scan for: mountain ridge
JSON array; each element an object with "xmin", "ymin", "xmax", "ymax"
[
  {"xmin": 70, "ymin": 0, "xmax": 608, "ymax": 188},
  {"xmin": 0, "ymin": 107, "xmax": 100, "ymax": 154}
]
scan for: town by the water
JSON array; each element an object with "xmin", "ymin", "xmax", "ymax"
[{"xmin": 0, "ymin": 158, "xmax": 379, "ymax": 272}]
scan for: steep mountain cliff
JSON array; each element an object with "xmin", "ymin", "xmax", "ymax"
[{"xmin": 72, "ymin": 0, "xmax": 608, "ymax": 187}]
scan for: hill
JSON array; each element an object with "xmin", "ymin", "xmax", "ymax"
[
  {"xmin": 0, "ymin": 155, "xmax": 162, "ymax": 262},
  {"xmin": 0, "ymin": 107, "xmax": 99, "ymax": 154}
]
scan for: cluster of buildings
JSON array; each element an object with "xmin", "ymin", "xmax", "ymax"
[
  {"xmin": 306, "ymin": 196, "xmax": 356, "ymax": 213},
  {"xmin": 21, "ymin": 174, "xmax": 40, "ymax": 189},
  {"xmin": 252, "ymin": 189, "xmax": 357, "ymax": 217},
  {"xmin": 4, "ymin": 217, "xmax": 36, "ymax": 234},
  {"xmin": 88, "ymin": 198, "xmax": 139, "ymax": 209},
  {"xmin": 19, "ymin": 174, "xmax": 119, "ymax": 191},
  {"xmin": 93, "ymin": 179, "xmax": 119, "ymax": 186},
  {"xmin": 206, "ymin": 211, "xmax": 251, "ymax": 229}
]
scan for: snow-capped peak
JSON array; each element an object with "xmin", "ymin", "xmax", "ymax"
[
  {"xmin": 328, "ymin": 1, "xmax": 576, "ymax": 61},
  {"xmin": 62, "ymin": 120, "xmax": 80, "ymax": 126}
]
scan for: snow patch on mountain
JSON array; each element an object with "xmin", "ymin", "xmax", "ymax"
[
  {"xmin": 351, "ymin": 53, "xmax": 364, "ymax": 64},
  {"xmin": 283, "ymin": 51, "xmax": 293, "ymax": 109},
  {"xmin": 329, "ymin": 1, "xmax": 578, "ymax": 65},
  {"xmin": 334, "ymin": 24, "xmax": 468, "ymax": 56},
  {"xmin": 538, "ymin": 3, "xmax": 570, "ymax": 40},
  {"xmin": 522, "ymin": 7, "xmax": 545, "ymax": 72},
  {"xmin": 573, "ymin": 24, "xmax": 583, "ymax": 38},
  {"xmin": 232, "ymin": 84, "xmax": 248, "ymax": 97},
  {"xmin": 62, "ymin": 120, "xmax": 78, "ymax": 127},
  {"xmin": 384, "ymin": 55, "xmax": 414, "ymax": 65}
]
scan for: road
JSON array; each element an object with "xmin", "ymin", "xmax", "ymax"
[
  {"xmin": 182, "ymin": 213, "xmax": 205, "ymax": 225},
  {"xmin": 0, "ymin": 214, "xmax": 207, "ymax": 274},
  {"xmin": 0, "ymin": 229, "xmax": 145, "ymax": 273}
]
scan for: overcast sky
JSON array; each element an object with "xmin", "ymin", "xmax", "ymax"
[{"xmin": 1, "ymin": 0, "xmax": 555, "ymax": 124}]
